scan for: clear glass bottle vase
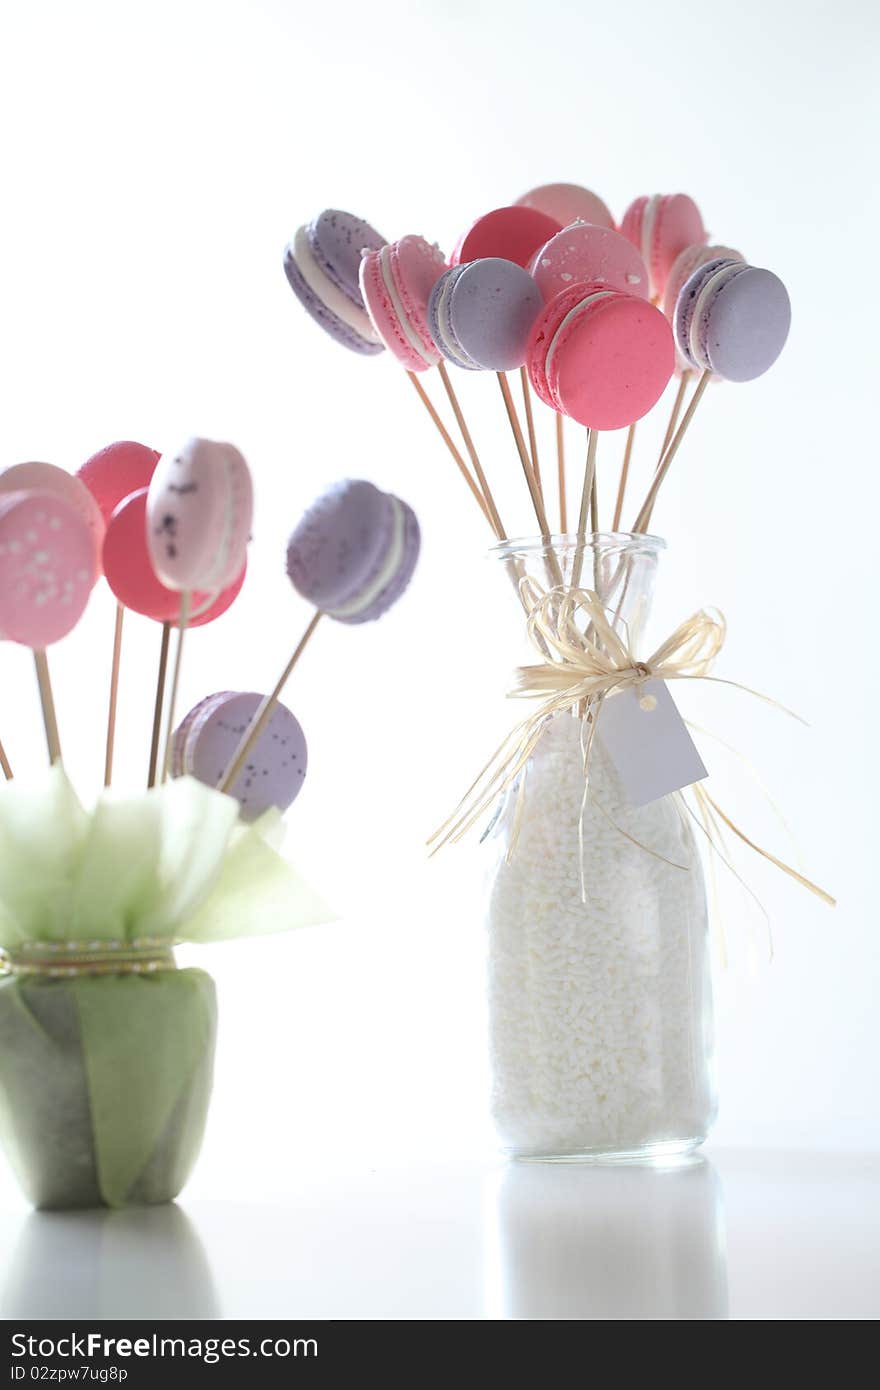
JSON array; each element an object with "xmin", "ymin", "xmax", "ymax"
[{"xmin": 486, "ymin": 533, "xmax": 716, "ymax": 1162}]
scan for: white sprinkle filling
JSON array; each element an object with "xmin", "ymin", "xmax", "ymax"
[
  {"xmin": 292, "ymin": 226, "xmax": 380, "ymax": 344},
  {"xmin": 487, "ymin": 715, "xmax": 715, "ymax": 1156},
  {"xmin": 330, "ymin": 496, "xmax": 406, "ymax": 618}
]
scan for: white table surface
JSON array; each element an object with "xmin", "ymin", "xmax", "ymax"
[{"xmin": 0, "ymin": 1149, "xmax": 877, "ymax": 1321}]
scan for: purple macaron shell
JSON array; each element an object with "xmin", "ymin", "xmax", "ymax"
[
  {"xmin": 178, "ymin": 690, "xmax": 308, "ymax": 821},
  {"xmin": 428, "ymin": 265, "xmax": 479, "ymax": 369},
  {"xmin": 447, "ymin": 258, "xmax": 544, "ymax": 371},
  {"xmin": 699, "ymin": 265, "xmax": 791, "ymax": 382},
  {"xmin": 286, "ymin": 479, "xmax": 420, "ymax": 625},
  {"xmin": 308, "ymin": 210, "xmax": 387, "ymax": 307},
  {"xmin": 283, "ymin": 249, "xmax": 383, "ymax": 356},
  {"xmin": 674, "ymin": 257, "xmax": 740, "ymax": 370}
]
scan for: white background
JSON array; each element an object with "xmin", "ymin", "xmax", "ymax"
[{"xmin": 0, "ymin": 0, "xmax": 877, "ymax": 1210}]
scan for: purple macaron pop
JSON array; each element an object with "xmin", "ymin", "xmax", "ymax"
[
  {"xmin": 284, "ymin": 209, "xmax": 387, "ymax": 355},
  {"xmin": 172, "ymin": 691, "xmax": 307, "ymax": 820},
  {"xmin": 286, "ymin": 480, "xmax": 420, "ymax": 624},
  {"xmin": 675, "ymin": 258, "xmax": 791, "ymax": 382},
  {"xmin": 428, "ymin": 258, "xmax": 544, "ymax": 371}
]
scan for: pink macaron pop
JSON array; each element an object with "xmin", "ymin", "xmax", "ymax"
[
  {"xmin": 0, "ymin": 490, "xmax": 95, "ymax": 647},
  {"xmin": 359, "ymin": 235, "xmax": 448, "ymax": 372},
  {"xmin": 146, "ymin": 438, "xmax": 253, "ymax": 594},
  {"xmin": 103, "ymin": 487, "xmax": 246, "ymax": 623},
  {"xmin": 620, "ymin": 194, "xmax": 706, "ymax": 301},
  {"xmin": 515, "ymin": 183, "xmax": 615, "ymax": 231},
  {"xmin": 0, "ymin": 462, "xmax": 105, "ymax": 582},
  {"xmin": 77, "ymin": 441, "xmax": 161, "ymax": 525},
  {"xmin": 531, "ymin": 222, "xmax": 650, "ymax": 302},
  {"xmin": 452, "ymin": 206, "xmax": 562, "ymax": 270},
  {"xmin": 528, "ymin": 284, "xmax": 674, "ymax": 431}
]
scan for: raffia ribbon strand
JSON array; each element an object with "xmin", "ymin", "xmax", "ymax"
[{"xmin": 429, "ymin": 580, "xmax": 835, "ymax": 909}]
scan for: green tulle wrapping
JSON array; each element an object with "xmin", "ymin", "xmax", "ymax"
[{"xmin": 0, "ymin": 768, "xmax": 332, "ymax": 1209}]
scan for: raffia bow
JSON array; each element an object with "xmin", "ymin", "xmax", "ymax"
[{"xmin": 428, "ymin": 580, "xmax": 834, "ymax": 911}]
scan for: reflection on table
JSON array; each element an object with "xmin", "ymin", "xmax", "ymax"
[
  {"xmin": 1, "ymin": 1203, "xmax": 219, "ymax": 1320},
  {"xmin": 491, "ymin": 1156, "xmax": 728, "ymax": 1319}
]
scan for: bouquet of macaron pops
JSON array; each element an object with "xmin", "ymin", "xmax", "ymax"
[
  {"xmin": 283, "ymin": 188, "xmax": 791, "ymax": 554},
  {"xmin": 0, "ymin": 438, "xmax": 420, "ymax": 1209}
]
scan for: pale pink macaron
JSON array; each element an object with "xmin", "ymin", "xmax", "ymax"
[
  {"xmin": 531, "ymin": 222, "xmax": 650, "ymax": 301},
  {"xmin": 0, "ymin": 461, "xmax": 105, "ymax": 582},
  {"xmin": 515, "ymin": 183, "xmax": 615, "ymax": 231},
  {"xmin": 0, "ymin": 489, "xmax": 95, "ymax": 646},
  {"xmin": 146, "ymin": 438, "xmax": 253, "ymax": 593},
  {"xmin": 528, "ymin": 283, "xmax": 674, "ymax": 431},
  {"xmin": 359, "ymin": 236, "xmax": 447, "ymax": 372},
  {"xmin": 620, "ymin": 194, "xmax": 706, "ymax": 301}
]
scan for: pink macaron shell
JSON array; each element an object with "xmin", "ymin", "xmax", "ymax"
[
  {"xmin": 103, "ymin": 488, "xmax": 180, "ymax": 621},
  {"xmin": 452, "ymin": 206, "xmax": 563, "ymax": 269},
  {"xmin": 146, "ymin": 439, "xmax": 253, "ymax": 592},
  {"xmin": 621, "ymin": 194, "xmax": 706, "ymax": 299},
  {"xmin": 532, "ymin": 222, "xmax": 650, "ymax": 303},
  {"xmin": 0, "ymin": 489, "xmax": 95, "ymax": 647},
  {"xmin": 77, "ymin": 441, "xmax": 161, "ymax": 525},
  {"xmin": 0, "ymin": 462, "xmax": 105, "ymax": 583},
  {"xmin": 189, "ymin": 559, "xmax": 247, "ymax": 628},
  {"xmin": 545, "ymin": 292, "xmax": 674, "ymax": 430},
  {"xmin": 390, "ymin": 236, "xmax": 447, "ymax": 365},
  {"xmin": 360, "ymin": 240, "xmax": 444, "ymax": 373},
  {"xmin": 515, "ymin": 183, "xmax": 615, "ymax": 231}
]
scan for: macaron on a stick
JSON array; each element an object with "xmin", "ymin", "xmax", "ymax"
[
  {"xmin": 146, "ymin": 437, "xmax": 254, "ymax": 781},
  {"xmin": 427, "ymin": 257, "xmax": 553, "ymax": 550},
  {"xmin": 515, "ymin": 183, "xmax": 615, "ymax": 232},
  {"xmin": 173, "ymin": 691, "xmax": 307, "ymax": 821},
  {"xmin": 360, "ymin": 235, "xmax": 506, "ymax": 540},
  {"xmin": 527, "ymin": 282, "xmax": 675, "ymax": 582},
  {"xmin": 217, "ymin": 480, "xmax": 420, "ymax": 800},
  {"xmin": 632, "ymin": 259, "xmax": 792, "ymax": 532},
  {"xmin": 77, "ymin": 440, "xmax": 161, "ymax": 787},
  {"xmin": 0, "ymin": 489, "xmax": 97, "ymax": 764},
  {"xmin": 283, "ymin": 209, "xmax": 387, "ymax": 356},
  {"xmin": 619, "ymin": 193, "xmax": 706, "ymax": 302}
]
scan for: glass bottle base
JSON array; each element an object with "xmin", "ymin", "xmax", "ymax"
[{"xmin": 506, "ymin": 1137, "xmax": 707, "ymax": 1167}]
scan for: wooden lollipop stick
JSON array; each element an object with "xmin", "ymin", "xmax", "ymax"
[
  {"xmin": 0, "ymin": 738, "xmax": 13, "ymax": 780},
  {"xmin": 657, "ymin": 371, "xmax": 692, "ymax": 468},
  {"xmin": 519, "ymin": 368, "xmax": 543, "ymax": 498},
  {"xmin": 555, "ymin": 413, "xmax": 567, "ymax": 532},
  {"xmin": 405, "ymin": 372, "xmax": 495, "ymax": 531},
  {"xmin": 633, "ymin": 368, "xmax": 711, "ymax": 533},
  {"xmin": 103, "ymin": 604, "xmax": 125, "ymax": 788},
  {"xmin": 218, "ymin": 611, "xmax": 322, "ymax": 796},
  {"xmin": 436, "ymin": 361, "xmax": 507, "ymax": 539},
  {"xmin": 572, "ymin": 428, "xmax": 599, "ymax": 591},
  {"xmin": 147, "ymin": 621, "xmax": 172, "ymax": 789},
  {"xmin": 33, "ymin": 650, "xmax": 61, "ymax": 765},
  {"xmin": 497, "ymin": 372, "xmax": 559, "ymax": 544},
  {"xmin": 612, "ymin": 424, "xmax": 636, "ymax": 532},
  {"xmin": 160, "ymin": 592, "xmax": 191, "ymax": 783}
]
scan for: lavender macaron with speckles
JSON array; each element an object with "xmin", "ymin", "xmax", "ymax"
[
  {"xmin": 284, "ymin": 209, "xmax": 387, "ymax": 355},
  {"xmin": 675, "ymin": 257, "xmax": 791, "ymax": 382},
  {"xmin": 173, "ymin": 690, "xmax": 307, "ymax": 820},
  {"xmin": 286, "ymin": 479, "xmax": 420, "ymax": 624},
  {"xmin": 429, "ymin": 257, "xmax": 543, "ymax": 371}
]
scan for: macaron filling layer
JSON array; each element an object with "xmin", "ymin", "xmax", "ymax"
[
  {"xmin": 689, "ymin": 261, "xmax": 750, "ymax": 369},
  {"xmin": 429, "ymin": 267, "xmax": 479, "ymax": 369},
  {"xmin": 291, "ymin": 225, "xmax": 380, "ymax": 345},
  {"xmin": 378, "ymin": 245, "xmax": 439, "ymax": 368},
  {"xmin": 329, "ymin": 496, "xmax": 407, "ymax": 619}
]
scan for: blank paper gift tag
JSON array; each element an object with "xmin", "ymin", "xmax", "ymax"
[{"xmin": 595, "ymin": 679, "xmax": 707, "ymax": 808}]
